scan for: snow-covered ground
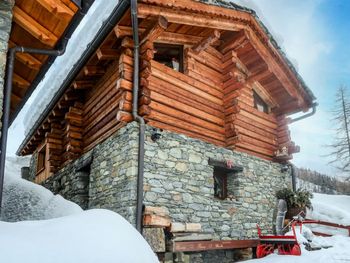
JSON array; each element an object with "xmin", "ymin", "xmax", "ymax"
[
  {"xmin": 246, "ymin": 192, "xmax": 350, "ymax": 262},
  {"xmin": 1, "ymin": 157, "xmax": 158, "ymax": 263},
  {"xmin": 0, "ymin": 209, "xmax": 158, "ymax": 263}
]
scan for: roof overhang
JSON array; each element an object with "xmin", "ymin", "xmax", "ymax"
[{"xmin": 7, "ymin": 0, "xmax": 95, "ymax": 124}]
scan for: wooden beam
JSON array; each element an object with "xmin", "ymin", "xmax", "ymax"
[
  {"xmin": 36, "ymin": 0, "xmax": 75, "ymax": 20},
  {"xmin": 172, "ymin": 239, "xmax": 259, "ymax": 252},
  {"xmin": 137, "ymin": 4, "xmax": 244, "ymax": 31},
  {"xmin": 72, "ymin": 80, "xmax": 94, "ymax": 90},
  {"xmin": 11, "ymin": 93, "xmax": 22, "ymax": 106},
  {"xmin": 83, "ymin": 66, "xmax": 104, "ymax": 76},
  {"xmin": 13, "ymin": 73, "xmax": 30, "ymax": 89},
  {"xmin": 140, "ymin": 16, "xmax": 168, "ymax": 45},
  {"xmin": 192, "ymin": 30, "xmax": 220, "ymax": 54},
  {"xmin": 13, "ymin": 6, "xmax": 58, "ymax": 47},
  {"xmin": 96, "ymin": 48, "xmax": 119, "ymax": 60},
  {"xmin": 115, "ymin": 25, "xmax": 203, "ymax": 45}
]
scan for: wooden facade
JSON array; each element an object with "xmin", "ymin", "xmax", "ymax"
[{"xmin": 18, "ymin": 0, "xmax": 315, "ymax": 183}]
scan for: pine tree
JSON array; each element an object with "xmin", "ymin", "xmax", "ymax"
[{"xmin": 328, "ymin": 86, "xmax": 350, "ymax": 173}]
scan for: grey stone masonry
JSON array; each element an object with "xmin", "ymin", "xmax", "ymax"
[
  {"xmin": 34, "ymin": 123, "xmax": 140, "ymax": 225},
  {"xmin": 29, "ymin": 121, "xmax": 291, "ymax": 262},
  {"xmin": 0, "ymin": 0, "xmax": 14, "ymax": 134},
  {"xmin": 143, "ymin": 125, "xmax": 290, "ymax": 240}
]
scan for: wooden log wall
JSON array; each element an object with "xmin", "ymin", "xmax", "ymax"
[
  {"xmin": 145, "ymin": 35, "xmax": 296, "ymax": 161},
  {"xmin": 26, "ymin": 17, "xmax": 304, "ymax": 182},
  {"xmin": 83, "ymin": 50, "xmax": 132, "ymax": 152}
]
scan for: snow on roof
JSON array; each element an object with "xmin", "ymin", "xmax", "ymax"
[{"xmin": 0, "ymin": 209, "xmax": 158, "ymax": 263}]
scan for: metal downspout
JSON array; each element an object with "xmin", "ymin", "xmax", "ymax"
[
  {"xmin": 0, "ymin": 44, "xmax": 68, "ymax": 214},
  {"xmin": 131, "ymin": 0, "xmax": 145, "ymax": 233},
  {"xmin": 287, "ymin": 102, "xmax": 318, "ymax": 191},
  {"xmin": 289, "ymin": 164, "xmax": 297, "ymax": 191}
]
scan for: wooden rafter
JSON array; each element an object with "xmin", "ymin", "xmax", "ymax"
[
  {"xmin": 13, "ymin": 6, "xmax": 58, "ymax": 47},
  {"xmin": 140, "ymin": 16, "xmax": 168, "ymax": 45},
  {"xmin": 83, "ymin": 66, "xmax": 104, "ymax": 76},
  {"xmin": 192, "ymin": 29, "xmax": 220, "ymax": 54},
  {"xmin": 36, "ymin": 0, "xmax": 74, "ymax": 20},
  {"xmin": 13, "ymin": 73, "xmax": 30, "ymax": 89},
  {"xmin": 96, "ymin": 48, "xmax": 119, "ymax": 60}
]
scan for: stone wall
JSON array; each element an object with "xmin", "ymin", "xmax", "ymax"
[
  {"xmin": 33, "ymin": 123, "xmax": 140, "ymax": 225},
  {"xmin": 0, "ymin": 0, "xmax": 14, "ymax": 135},
  {"xmin": 143, "ymin": 126, "xmax": 290, "ymax": 240},
  {"xmin": 29, "ymin": 121, "xmax": 291, "ymax": 262}
]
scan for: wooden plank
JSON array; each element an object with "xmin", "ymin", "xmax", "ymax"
[
  {"xmin": 143, "ymin": 214, "xmax": 171, "ymax": 227},
  {"xmin": 173, "ymin": 239, "xmax": 259, "ymax": 252},
  {"xmin": 36, "ymin": 0, "xmax": 75, "ymax": 20},
  {"xmin": 151, "ymin": 60, "xmax": 223, "ymax": 102},
  {"xmin": 13, "ymin": 6, "xmax": 58, "ymax": 47}
]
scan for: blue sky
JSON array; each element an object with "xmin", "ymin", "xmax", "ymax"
[{"xmin": 7, "ymin": 0, "xmax": 350, "ymax": 177}]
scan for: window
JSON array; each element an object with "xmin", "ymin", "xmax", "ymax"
[
  {"xmin": 209, "ymin": 158, "xmax": 243, "ymax": 200},
  {"xmin": 154, "ymin": 43, "xmax": 183, "ymax": 72},
  {"xmin": 253, "ymin": 90, "xmax": 269, "ymax": 113},
  {"xmin": 36, "ymin": 145, "xmax": 46, "ymax": 174},
  {"xmin": 214, "ymin": 167, "xmax": 228, "ymax": 200}
]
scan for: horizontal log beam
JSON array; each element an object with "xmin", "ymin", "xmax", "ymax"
[
  {"xmin": 172, "ymin": 239, "xmax": 259, "ymax": 252},
  {"xmin": 140, "ymin": 16, "xmax": 168, "ymax": 45},
  {"xmin": 13, "ymin": 6, "xmax": 58, "ymax": 47}
]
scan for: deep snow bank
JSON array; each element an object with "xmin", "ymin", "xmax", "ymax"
[
  {"xmin": 0, "ymin": 209, "xmax": 158, "ymax": 263},
  {"xmin": 306, "ymin": 193, "xmax": 350, "ymax": 236},
  {"xmin": 1, "ymin": 156, "xmax": 82, "ymax": 221}
]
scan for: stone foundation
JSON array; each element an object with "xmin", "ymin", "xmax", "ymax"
[{"xmin": 29, "ymin": 122, "xmax": 291, "ymax": 262}]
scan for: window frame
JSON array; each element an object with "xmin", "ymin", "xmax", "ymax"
[
  {"xmin": 153, "ymin": 43, "xmax": 184, "ymax": 72},
  {"xmin": 213, "ymin": 167, "xmax": 228, "ymax": 200},
  {"xmin": 36, "ymin": 144, "xmax": 46, "ymax": 175},
  {"xmin": 253, "ymin": 89, "xmax": 270, "ymax": 114}
]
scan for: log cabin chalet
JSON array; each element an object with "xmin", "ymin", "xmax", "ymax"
[{"xmin": 15, "ymin": 0, "xmax": 316, "ymax": 260}]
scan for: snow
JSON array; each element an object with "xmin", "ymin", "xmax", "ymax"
[
  {"xmin": 2, "ymin": 156, "xmax": 82, "ymax": 221},
  {"xmin": 306, "ymin": 193, "xmax": 350, "ymax": 236},
  {"xmin": 0, "ymin": 209, "xmax": 158, "ymax": 263},
  {"xmin": 24, "ymin": 0, "xmax": 121, "ymax": 136},
  {"xmin": 1, "ymin": 157, "xmax": 157, "ymax": 262},
  {"xmin": 245, "ymin": 234, "xmax": 350, "ymax": 262},
  {"xmin": 245, "ymin": 193, "xmax": 350, "ymax": 262}
]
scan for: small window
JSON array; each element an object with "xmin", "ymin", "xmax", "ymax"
[
  {"xmin": 209, "ymin": 158, "xmax": 243, "ymax": 200},
  {"xmin": 253, "ymin": 90, "xmax": 269, "ymax": 113},
  {"xmin": 36, "ymin": 145, "xmax": 46, "ymax": 174},
  {"xmin": 213, "ymin": 167, "xmax": 228, "ymax": 200},
  {"xmin": 154, "ymin": 43, "xmax": 183, "ymax": 72}
]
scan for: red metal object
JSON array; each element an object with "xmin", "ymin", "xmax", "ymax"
[{"xmin": 256, "ymin": 223, "xmax": 301, "ymax": 258}]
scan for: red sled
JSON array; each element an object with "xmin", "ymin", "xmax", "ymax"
[{"xmin": 256, "ymin": 223, "xmax": 301, "ymax": 258}]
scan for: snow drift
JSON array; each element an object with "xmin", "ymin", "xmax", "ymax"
[
  {"xmin": 0, "ymin": 209, "xmax": 158, "ymax": 263},
  {"xmin": 1, "ymin": 156, "xmax": 82, "ymax": 221}
]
